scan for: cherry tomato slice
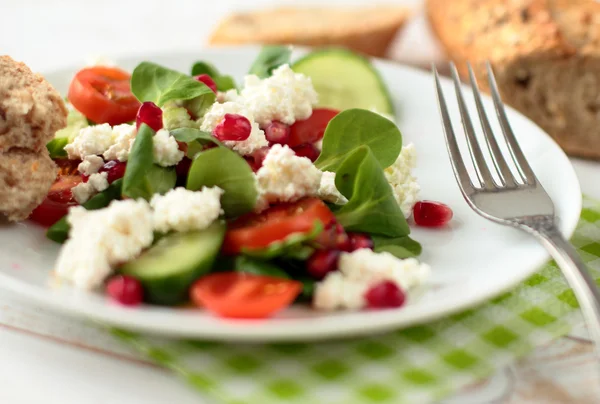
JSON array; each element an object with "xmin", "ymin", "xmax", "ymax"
[
  {"xmin": 190, "ymin": 272, "xmax": 302, "ymax": 319},
  {"xmin": 29, "ymin": 175, "xmax": 82, "ymax": 227},
  {"xmin": 222, "ymin": 198, "xmax": 336, "ymax": 254},
  {"xmin": 288, "ymin": 108, "xmax": 339, "ymax": 148},
  {"xmin": 68, "ymin": 66, "xmax": 141, "ymax": 125}
]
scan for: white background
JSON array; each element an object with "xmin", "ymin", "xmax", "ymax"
[{"xmin": 1, "ymin": 0, "xmax": 599, "ymax": 403}]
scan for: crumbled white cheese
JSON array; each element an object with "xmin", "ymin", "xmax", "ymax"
[
  {"xmin": 313, "ymin": 249, "xmax": 430, "ymax": 311},
  {"xmin": 103, "ymin": 124, "xmax": 137, "ymax": 162},
  {"xmin": 255, "ymin": 144, "xmax": 322, "ymax": 204},
  {"xmin": 241, "ymin": 64, "xmax": 318, "ymax": 126},
  {"xmin": 384, "ymin": 143, "xmax": 421, "ymax": 218},
  {"xmin": 71, "ymin": 172, "xmax": 109, "ymax": 204},
  {"xmin": 64, "ymin": 124, "xmax": 114, "ymax": 160},
  {"xmin": 150, "ymin": 187, "xmax": 224, "ymax": 233},
  {"xmin": 55, "ymin": 199, "xmax": 154, "ymax": 290},
  {"xmin": 85, "ymin": 55, "xmax": 117, "ymax": 67},
  {"xmin": 314, "ymin": 139, "xmax": 323, "ymax": 151},
  {"xmin": 318, "ymin": 171, "xmax": 347, "ymax": 205},
  {"xmin": 200, "ymin": 101, "xmax": 268, "ymax": 156},
  {"xmin": 152, "ymin": 129, "xmax": 184, "ymax": 167},
  {"xmin": 78, "ymin": 155, "xmax": 104, "ymax": 176},
  {"xmin": 216, "ymin": 89, "xmax": 239, "ymax": 103}
]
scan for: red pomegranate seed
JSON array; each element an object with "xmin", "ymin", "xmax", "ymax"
[
  {"xmin": 106, "ymin": 275, "xmax": 144, "ymax": 306},
  {"xmin": 307, "ymin": 250, "xmax": 340, "ymax": 280},
  {"xmin": 213, "ymin": 114, "xmax": 252, "ymax": 141},
  {"xmin": 81, "ymin": 174, "xmax": 89, "ymax": 183},
  {"xmin": 348, "ymin": 233, "xmax": 374, "ymax": 251},
  {"xmin": 314, "ymin": 223, "xmax": 351, "ymax": 251},
  {"xmin": 264, "ymin": 121, "xmax": 290, "ymax": 145},
  {"xmin": 413, "ymin": 201, "xmax": 453, "ymax": 227},
  {"xmin": 364, "ymin": 280, "xmax": 405, "ymax": 309},
  {"xmin": 177, "ymin": 141, "xmax": 188, "ymax": 154},
  {"xmin": 292, "ymin": 143, "xmax": 320, "ymax": 162},
  {"xmin": 135, "ymin": 101, "xmax": 163, "ymax": 132},
  {"xmin": 100, "ymin": 160, "xmax": 127, "ymax": 184},
  {"xmin": 194, "ymin": 74, "xmax": 217, "ymax": 93}
]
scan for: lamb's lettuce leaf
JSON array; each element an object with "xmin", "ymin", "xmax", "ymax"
[
  {"xmin": 122, "ymin": 124, "xmax": 176, "ymax": 200},
  {"xmin": 333, "ymin": 146, "xmax": 409, "ymax": 237},
  {"xmin": 315, "ymin": 109, "xmax": 402, "ymax": 172},
  {"xmin": 190, "ymin": 61, "xmax": 237, "ymax": 91},
  {"xmin": 372, "ymin": 235, "xmax": 422, "ymax": 258},
  {"xmin": 234, "ymin": 256, "xmax": 290, "ymax": 279},
  {"xmin": 186, "ymin": 147, "xmax": 257, "ymax": 217},
  {"xmin": 131, "ymin": 62, "xmax": 215, "ymax": 117},
  {"xmin": 248, "ymin": 45, "xmax": 292, "ymax": 78}
]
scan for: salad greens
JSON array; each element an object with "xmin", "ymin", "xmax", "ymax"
[
  {"xmin": 186, "ymin": 147, "xmax": 257, "ymax": 218},
  {"xmin": 234, "ymin": 256, "xmax": 289, "ymax": 279},
  {"xmin": 248, "ymin": 45, "xmax": 292, "ymax": 78},
  {"xmin": 170, "ymin": 127, "xmax": 222, "ymax": 147},
  {"xmin": 334, "ymin": 146, "xmax": 410, "ymax": 238},
  {"xmin": 131, "ymin": 62, "xmax": 215, "ymax": 117},
  {"xmin": 241, "ymin": 222, "xmax": 323, "ymax": 260},
  {"xmin": 122, "ymin": 124, "xmax": 176, "ymax": 200},
  {"xmin": 190, "ymin": 61, "xmax": 237, "ymax": 91},
  {"xmin": 372, "ymin": 235, "xmax": 422, "ymax": 259},
  {"xmin": 315, "ymin": 109, "xmax": 402, "ymax": 172},
  {"xmin": 46, "ymin": 179, "xmax": 124, "ymax": 244},
  {"xmin": 47, "ymin": 108, "xmax": 89, "ymax": 158}
]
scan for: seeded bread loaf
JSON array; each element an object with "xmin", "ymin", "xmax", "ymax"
[
  {"xmin": 426, "ymin": 0, "xmax": 600, "ymax": 159},
  {"xmin": 208, "ymin": 6, "xmax": 411, "ymax": 58}
]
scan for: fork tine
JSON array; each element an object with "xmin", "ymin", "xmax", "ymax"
[
  {"xmin": 449, "ymin": 62, "xmax": 497, "ymax": 190},
  {"xmin": 467, "ymin": 63, "xmax": 517, "ymax": 188},
  {"xmin": 433, "ymin": 65, "xmax": 476, "ymax": 194},
  {"xmin": 486, "ymin": 62, "xmax": 536, "ymax": 185}
]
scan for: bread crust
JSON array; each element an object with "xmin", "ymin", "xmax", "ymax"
[
  {"xmin": 208, "ymin": 6, "xmax": 411, "ymax": 58},
  {"xmin": 426, "ymin": 0, "xmax": 600, "ymax": 159}
]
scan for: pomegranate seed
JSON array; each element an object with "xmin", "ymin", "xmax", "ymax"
[
  {"xmin": 244, "ymin": 146, "xmax": 269, "ymax": 172},
  {"xmin": 106, "ymin": 275, "xmax": 143, "ymax": 306},
  {"xmin": 100, "ymin": 160, "xmax": 127, "ymax": 184},
  {"xmin": 292, "ymin": 143, "xmax": 320, "ymax": 162},
  {"xmin": 264, "ymin": 121, "xmax": 290, "ymax": 145},
  {"xmin": 307, "ymin": 250, "xmax": 340, "ymax": 280},
  {"xmin": 136, "ymin": 101, "xmax": 163, "ymax": 132},
  {"xmin": 348, "ymin": 233, "xmax": 374, "ymax": 251},
  {"xmin": 314, "ymin": 222, "xmax": 350, "ymax": 251},
  {"xmin": 176, "ymin": 157, "xmax": 192, "ymax": 177},
  {"xmin": 413, "ymin": 201, "xmax": 453, "ymax": 227},
  {"xmin": 177, "ymin": 141, "xmax": 188, "ymax": 154},
  {"xmin": 364, "ymin": 281, "xmax": 405, "ymax": 309},
  {"xmin": 81, "ymin": 174, "xmax": 89, "ymax": 183},
  {"xmin": 213, "ymin": 114, "xmax": 252, "ymax": 141},
  {"xmin": 194, "ymin": 74, "xmax": 217, "ymax": 93}
]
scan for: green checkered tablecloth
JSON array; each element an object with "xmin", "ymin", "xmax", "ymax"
[{"xmin": 111, "ymin": 197, "xmax": 600, "ymax": 404}]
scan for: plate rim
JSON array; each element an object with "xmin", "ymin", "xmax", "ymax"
[{"xmin": 0, "ymin": 47, "xmax": 582, "ymax": 342}]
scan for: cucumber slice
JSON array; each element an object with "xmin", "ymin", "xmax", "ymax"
[
  {"xmin": 120, "ymin": 222, "xmax": 226, "ymax": 305},
  {"xmin": 292, "ymin": 48, "xmax": 394, "ymax": 115}
]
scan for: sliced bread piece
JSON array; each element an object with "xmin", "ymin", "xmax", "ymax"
[{"xmin": 208, "ymin": 6, "xmax": 411, "ymax": 58}]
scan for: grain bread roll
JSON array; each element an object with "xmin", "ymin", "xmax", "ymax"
[
  {"xmin": 208, "ymin": 6, "xmax": 411, "ymax": 58},
  {"xmin": 426, "ymin": 0, "xmax": 600, "ymax": 159}
]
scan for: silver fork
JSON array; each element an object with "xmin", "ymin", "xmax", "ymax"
[{"xmin": 433, "ymin": 62, "xmax": 600, "ymax": 352}]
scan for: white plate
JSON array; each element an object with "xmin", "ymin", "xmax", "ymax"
[{"xmin": 0, "ymin": 47, "xmax": 581, "ymax": 342}]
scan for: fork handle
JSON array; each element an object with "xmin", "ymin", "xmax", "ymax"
[{"xmin": 529, "ymin": 220, "xmax": 600, "ymax": 348}]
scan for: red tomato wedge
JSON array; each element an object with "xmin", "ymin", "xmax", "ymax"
[
  {"xmin": 222, "ymin": 198, "xmax": 336, "ymax": 254},
  {"xmin": 288, "ymin": 108, "xmax": 339, "ymax": 148},
  {"xmin": 29, "ymin": 174, "xmax": 82, "ymax": 227},
  {"xmin": 190, "ymin": 272, "xmax": 302, "ymax": 319},
  {"xmin": 68, "ymin": 66, "xmax": 141, "ymax": 125}
]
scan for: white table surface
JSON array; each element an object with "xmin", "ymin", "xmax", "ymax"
[{"xmin": 1, "ymin": 1, "xmax": 600, "ymax": 403}]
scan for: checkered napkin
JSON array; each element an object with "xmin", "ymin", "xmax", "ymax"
[{"xmin": 111, "ymin": 197, "xmax": 600, "ymax": 404}]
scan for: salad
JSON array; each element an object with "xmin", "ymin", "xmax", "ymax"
[{"xmin": 31, "ymin": 46, "xmax": 453, "ymax": 319}]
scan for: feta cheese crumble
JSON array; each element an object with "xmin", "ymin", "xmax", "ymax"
[
  {"xmin": 200, "ymin": 101, "xmax": 268, "ymax": 156},
  {"xmin": 313, "ymin": 249, "xmax": 430, "ymax": 311},
  {"xmin": 64, "ymin": 124, "xmax": 114, "ymax": 160},
  {"xmin": 71, "ymin": 172, "xmax": 109, "ymax": 204},
  {"xmin": 384, "ymin": 143, "xmax": 420, "ymax": 218},
  {"xmin": 103, "ymin": 124, "xmax": 137, "ymax": 162},
  {"xmin": 55, "ymin": 199, "xmax": 154, "ymax": 290},
  {"xmin": 241, "ymin": 64, "xmax": 318, "ymax": 126},
  {"xmin": 78, "ymin": 155, "xmax": 104, "ymax": 176},
  {"xmin": 150, "ymin": 187, "xmax": 224, "ymax": 233},
  {"xmin": 318, "ymin": 171, "xmax": 347, "ymax": 205},
  {"xmin": 153, "ymin": 129, "xmax": 184, "ymax": 167},
  {"xmin": 255, "ymin": 144, "xmax": 322, "ymax": 205}
]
